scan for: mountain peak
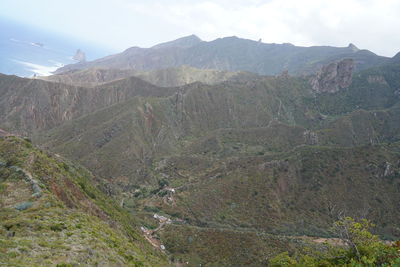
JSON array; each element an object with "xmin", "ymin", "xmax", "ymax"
[
  {"xmin": 347, "ymin": 43, "xmax": 359, "ymax": 52},
  {"xmin": 151, "ymin": 34, "xmax": 202, "ymax": 49},
  {"xmin": 392, "ymin": 51, "xmax": 400, "ymax": 62},
  {"xmin": 186, "ymin": 34, "xmax": 201, "ymax": 40},
  {"xmin": 72, "ymin": 49, "xmax": 86, "ymax": 62}
]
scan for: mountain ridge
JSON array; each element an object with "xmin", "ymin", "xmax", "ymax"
[
  {"xmin": 0, "ymin": 73, "xmax": 182, "ymax": 135},
  {"xmin": 1, "ymin": 33, "xmax": 400, "ymax": 266},
  {"xmin": 37, "ymin": 65, "xmax": 259, "ymax": 88},
  {"xmin": 151, "ymin": 34, "xmax": 202, "ymax": 49},
  {"xmin": 55, "ymin": 35, "xmax": 389, "ymax": 76}
]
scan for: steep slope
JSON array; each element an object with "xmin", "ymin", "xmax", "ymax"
[
  {"xmin": 0, "ymin": 73, "xmax": 179, "ymax": 135},
  {"xmin": 0, "ymin": 135, "xmax": 167, "ymax": 266},
  {"xmin": 136, "ymin": 66, "xmax": 259, "ymax": 87},
  {"xmin": 151, "ymin": 143, "xmax": 400, "ymax": 233},
  {"xmin": 37, "ymin": 65, "xmax": 258, "ymax": 88},
  {"xmin": 3, "ymin": 55, "xmax": 400, "ymax": 265},
  {"xmin": 55, "ymin": 35, "xmax": 388, "ymax": 75},
  {"xmin": 36, "ymin": 75, "xmax": 316, "ymax": 185},
  {"xmin": 38, "ymin": 61, "xmax": 400, "ymax": 181},
  {"xmin": 38, "ymin": 62, "xmax": 400, "ymax": 210},
  {"xmin": 37, "ymin": 68, "xmax": 138, "ymax": 87},
  {"xmin": 34, "ymin": 61, "xmax": 400, "ymax": 265},
  {"xmin": 151, "ymin": 143, "xmax": 400, "ymax": 265}
]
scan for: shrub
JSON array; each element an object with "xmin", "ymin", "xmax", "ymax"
[{"xmin": 50, "ymin": 223, "xmax": 66, "ymax": 232}]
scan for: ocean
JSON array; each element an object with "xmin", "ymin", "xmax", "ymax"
[{"xmin": 0, "ymin": 18, "xmax": 110, "ymax": 77}]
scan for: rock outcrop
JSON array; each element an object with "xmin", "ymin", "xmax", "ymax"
[
  {"xmin": 347, "ymin": 43, "xmax": 359, "ymax": 52},
  {"xmin": 73, "ymin": 49, "xmax": 86, "ymax": 62},
  {"xmin": 310, "ymin": 58, "xmax": 354, "ymax": 93}
]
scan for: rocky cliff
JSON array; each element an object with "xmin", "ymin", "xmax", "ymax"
[
  {"xmin": 0, "ymin": 74, "xmax": 179, "ymax": 135},
  {"xmin": 310, "ymin": 58, "xmax": 354, "ymax": 93},
  {"xmin": 72, "ymin": 49, "xmax": 86, "ymax": 62}
]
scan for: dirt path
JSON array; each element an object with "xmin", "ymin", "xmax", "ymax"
[{"xmin": 140, "ymin": 214, "xmax": 171, "ymax": 251}]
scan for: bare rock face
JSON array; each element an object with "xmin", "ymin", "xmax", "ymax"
[
  {"xmin": 73, "ymin": 49, "xmax": 86, "ymax": 62},
  {"xmin": 310, "ymin": 59, "xmax": 354, "ymax": 93}
]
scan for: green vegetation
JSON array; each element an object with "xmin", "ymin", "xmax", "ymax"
[
  {"xmin": 160, "ymin": 224, "xmax": 326, "ymax": 266},
  {"xmin": 1, "ymin": 43, "xmax": 400, "ymax": 266},
  {"xmin": 28, "ymin": 61, "xmax": 400, "ymax": 265},
  {"xmin": 0, "ymin": 136, "xmax": 167, "ymax": 266},
  {"xmin": 41, "ymin": 65, "xmax": 258, "ymax": 88},
  {"xmin": 269, "ymin": 217, "xmax": 400, "ymax": 266}
]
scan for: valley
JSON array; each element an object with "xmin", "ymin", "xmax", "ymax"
[{"xmin": 1, "ymin": 34, "xmax": 400, "ymax": 266}]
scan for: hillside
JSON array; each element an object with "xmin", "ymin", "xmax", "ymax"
[
  {"xmin": 32, "ymin": 60, "xmax": 400, "ymax": 265},
  {"xmin": 0, "ymin": 135, "xmax": 167, "ymax": 266},
  {"xmin": 36, "ymin": 75, "xmax": 316, "ymax": 184},
  {"xmin": 55, "ymin": 35, "xmax": 389, "ymax": 75},
  {"xmin": 37, "ymin": 68, "xmax": 139, "ymax": 87},
  {"xmin": 0, "ymin": 73, "xmax": 180, "ymax": 135},
  {"xmin": 37, "ymin": 65, "xmax": 258, "ymax": 88},
  {"xmin": 1, "ymin": 37, "xmax": 400, "ymax": 265},
  {"xmin": 38, "ymin": 60, "xmax": 400, "ymax": 182}
]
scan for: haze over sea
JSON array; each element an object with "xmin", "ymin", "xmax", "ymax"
[{"xmin": 0, "ymin": 18, "xmax": 109, "ymax": 77}]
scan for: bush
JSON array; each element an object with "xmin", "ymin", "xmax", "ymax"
[
  {"xmin": 269, "ymin": 252, "xmax": 298, "ymax": 267},
  {"xmin": 158, "ymin": 179, "xmax": 169, "ymax": 188},
  {"xmin": 14, "ymin": 202, "xmax": 33, "ymax": 211},
  {"xmin": 50, "ymin": 223, "xmax": 67, "ymax": 232}
]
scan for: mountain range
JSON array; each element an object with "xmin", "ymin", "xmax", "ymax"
[
  {"xmin": 55, "ymin": 35, "xmax": 389, "ymax": 75},
  {"xmin": 1, "ymin": 35, "xmax": 400, "ymax": 266}
]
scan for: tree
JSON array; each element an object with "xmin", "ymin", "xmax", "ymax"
[{"xmin": 332, "ymin": 217, "xmax": 378, "ymax": 259}]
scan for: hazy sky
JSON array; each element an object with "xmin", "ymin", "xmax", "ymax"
[{"xmin": 1, "ymin": 0, "xmax": 399, "ymax": 57}]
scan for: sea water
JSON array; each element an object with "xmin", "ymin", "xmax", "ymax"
[{"xmin": 0, "ymin": 18, "xmax": 110, "ymax": 77}]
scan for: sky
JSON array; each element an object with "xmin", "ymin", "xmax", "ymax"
[{"xmin": 1, "ymin": 0, "xmax": 399, "ymax": 57}]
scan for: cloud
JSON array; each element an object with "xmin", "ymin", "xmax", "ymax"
[
  {"xmin": 1, "ymin": 0, "xmax": 399, "ymax": 56},
  {"xmin": 127, "ymin": 0, "xmax": 400, "ymax": 56}
]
